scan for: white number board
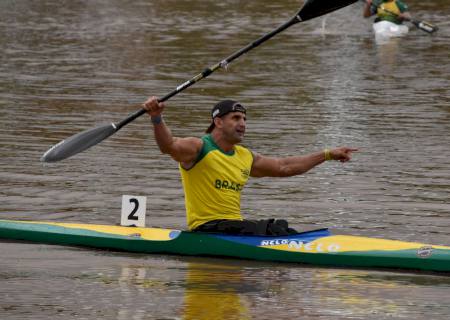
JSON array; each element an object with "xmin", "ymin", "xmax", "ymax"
[{"xmin": 121, "ymin": 195, "xmax": 146, "ymax": 227}]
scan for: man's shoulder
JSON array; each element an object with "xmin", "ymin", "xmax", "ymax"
[
  {"xmin": 235, "ymin": 144, "xmax": 254, "ymax": 163},
  {"xmin": 234, "ymin": 143, "xmax": 253, "ymax": 154},
  {"xmin": 200, "ymin": 134, "xmax": 215, "ymax": 152}
]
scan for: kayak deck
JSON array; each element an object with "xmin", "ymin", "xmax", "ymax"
[
  {"xmin": 373, "ymin": 20, "xmax": 409, "ymax": 41},
  {"xmin": 1, "ymin": 219, "xmax": 449, "ymax": 273}
]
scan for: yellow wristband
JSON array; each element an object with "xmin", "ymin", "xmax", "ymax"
[{"xmin": 324, "ymin": 149, "xmax": 332, "ymax": 161}]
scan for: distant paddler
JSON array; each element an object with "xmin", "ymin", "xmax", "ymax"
[
  {"xmin": 363, "ymin": 0, "xmax": 410, "ymax": 39},
  {"xmin": 363, "ymin": 0, "xmax": 411, "ymax": 25},
  {"xmin": 362, "ymin": 0, "xmax": 438, "ymax": 38}
]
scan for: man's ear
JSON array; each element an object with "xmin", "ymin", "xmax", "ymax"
[{"xmin": 214, "ymin": 117, "xmax": 223, "ymax": 129}]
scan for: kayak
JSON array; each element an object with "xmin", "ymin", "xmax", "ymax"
[
  {"xmin": 1, "ymin": 219, "xmax": 449, "ymax": 273},
  {"xmin": 373, "ymin": 20, "xmax": 409, "ymax": 40}
]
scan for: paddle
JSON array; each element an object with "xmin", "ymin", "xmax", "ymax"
[
  {"xmin": 405, "ymin": 17, "xmax": 438, "ymax": 34},
  {"xmin": 362, "ymin": 0, "xmax": 438, "ymax": 34},
  {"xmin": 41, "ymin": 0, "xmax": 358, "ymax": 163}
]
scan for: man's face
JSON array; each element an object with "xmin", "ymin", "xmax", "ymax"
[{"xmin": 217, "ymin": 111, "xmax": 246, "ymax": 143}]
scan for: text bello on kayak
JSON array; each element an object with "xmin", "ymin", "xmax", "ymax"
[
  {"xmin": 143, "ymin": 96, "xmax": 358, "ymax": 236},
  {"xmin": 363, "ymin": 0, "xmax": 411, "ymax": 24}
]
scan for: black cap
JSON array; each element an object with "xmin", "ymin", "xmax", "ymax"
[{"xmin": 205, "ymin": 100, "xmax": 246, "ymax": 133}]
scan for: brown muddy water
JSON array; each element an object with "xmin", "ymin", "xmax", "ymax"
[{"xmin": 1, "ymin": 0, "xmax": 450, "ymax": 319}]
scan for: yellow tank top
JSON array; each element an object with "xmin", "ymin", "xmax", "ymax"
[
  {"xmin": 179, "ymin": 135, "xmax": 253, "ymax": 230},
  {"xmin": 377, "ymin": 1, "xmax": 401, "ymax": 18}
]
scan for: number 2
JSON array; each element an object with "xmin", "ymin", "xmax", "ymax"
[{"xmin": 127, "ymin": 198, "xmax": 139, "ymax": 220}]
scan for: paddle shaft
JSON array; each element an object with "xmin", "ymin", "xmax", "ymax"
[{"xmin": 115, "ymin": 16, "xmax": 300, "ymax": 131}]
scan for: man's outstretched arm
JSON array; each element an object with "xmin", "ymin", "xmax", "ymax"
[{"xmin": 250, "ymin": 147, "xmax": 358, "ymax": 178}]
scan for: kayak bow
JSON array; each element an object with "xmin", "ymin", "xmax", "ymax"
[
  {"xmin": 373, "ymin": 20, "xmax": 409, "ymax": 40},
  {"xmin": 1, "ymin": 219, "xmax": 449, "ymax": 273}
]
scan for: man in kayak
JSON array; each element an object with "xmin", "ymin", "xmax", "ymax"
[
  {"xmin": 143, "ymin": 97, "xmax": 357, "ymax": 236},
  {"xmin": 363, "ymin": 0, "xmax": 411, "ymax": 24}
]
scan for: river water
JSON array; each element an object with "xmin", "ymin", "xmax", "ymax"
[{"xmin": 1, "ymin": 0, "xmax": 449, "ymax": 319}]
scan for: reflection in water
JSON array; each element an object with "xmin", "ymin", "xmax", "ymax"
[
  {"xmin": 310, "ymin": 270, "xmax": 405, "ymax": 317},
  {"xmin": 375, "ymin": 37, "xmax": 401, "ymax": 70},
  {"xmin": 182, "ymin": 263, "xmax": 251, "ymax": 320},
  {"xmin": 106, "ymin": 259, "xmax": 450, "ymax": 320},
  {"xmin": 117, "ymin": 266, "xmax": 148, "ymax": 320},
  {"xmin": 2, "ymin": 241, "xmax": 449, "ymax": 319},
  {"xmin": 112, "ymin": 262, "xmax": 252, "ymax": 320}
]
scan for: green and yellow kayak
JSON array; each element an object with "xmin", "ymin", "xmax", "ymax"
[{"xmin": 1, "ymin": 219, "xmax": 449, "ymax": 273}]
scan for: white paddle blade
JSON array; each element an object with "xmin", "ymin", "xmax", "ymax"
[
  {"xmin": 412, "ymin": 20, "xmax": 438, "ymax": 33},
  {"xmin": 41, "ymin": 124, "xmax": 117, "ymax": 162}
]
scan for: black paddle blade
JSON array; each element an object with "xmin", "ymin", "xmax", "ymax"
[
  {"xmin": 41, "ymin": 124, "xmax": 117, "ymax": 162},
  {"xmin": 297, "ymin": 0, "xmax": 358, "ymax": 22},
  {"xmin": 411, "ymin": 20, "xmax": 438, "ymax": 34}
]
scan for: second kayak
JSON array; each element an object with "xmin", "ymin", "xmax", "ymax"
[{"xmin": 373, "ymin": 20, "xmax": 409, "ymax": 40}]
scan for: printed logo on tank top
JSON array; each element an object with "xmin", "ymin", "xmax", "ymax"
[{"xmin": 214, "ymin": 179, "xmax": 243, "ymax": 192}]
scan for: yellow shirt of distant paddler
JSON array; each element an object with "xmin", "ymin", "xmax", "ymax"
[
  {"xmin": 179, "ymin": 134, "xmax": 253, "ymax": 230},
  {"xmin": 377, "ymin": 1, "xmax": 401, "ymax": 16}
]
